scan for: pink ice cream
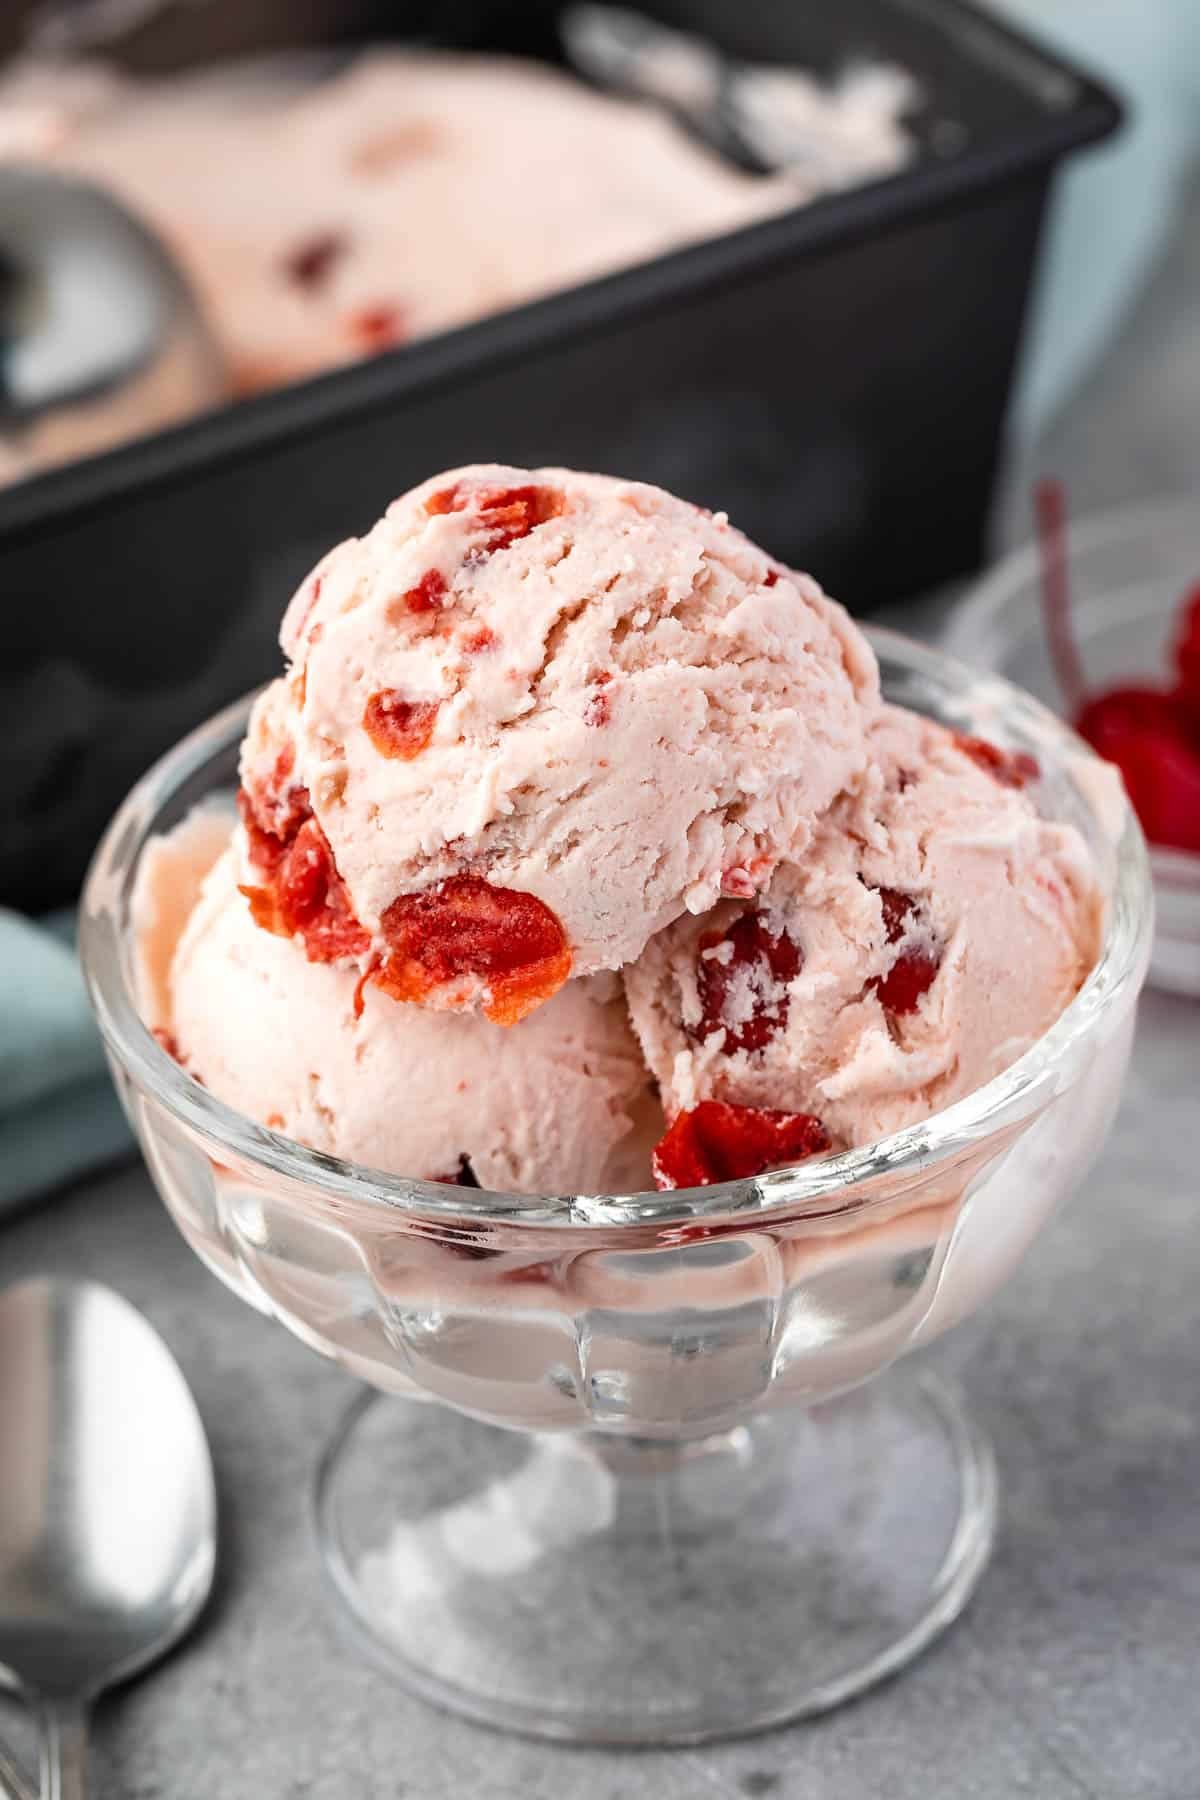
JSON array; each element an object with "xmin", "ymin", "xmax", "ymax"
[
  {"xmin": 138, "ymin": 819, "xmax": 660, "ymax": 1196},
  {"xmin": 624, "ymin": 705, "xmax": 1102, "ymax": 1186},
  {"xmin": 127, "ymin": 462, "xmax": 1103, "ymax": 1204},
  {"xmin": 0, "ymin": 51, "xmax": 797, "ymax": 399},
  {"xmin": 237, "ymin": 464, "xmax": 878, "ymax": 1023}
]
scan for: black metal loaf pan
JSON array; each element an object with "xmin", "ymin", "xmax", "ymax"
[{"xmin": 0, "ymin": 0, "xmax": 1119, "ymax": 910}]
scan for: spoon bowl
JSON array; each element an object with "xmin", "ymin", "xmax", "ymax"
[{"xmin": 0, "ymin": 1278, "xmax": 216, "ymax": 1793}]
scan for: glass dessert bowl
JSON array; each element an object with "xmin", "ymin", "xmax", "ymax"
[{"xmin": 81, "ymin": 629, "xmax": 1151, "ymax": 1747}]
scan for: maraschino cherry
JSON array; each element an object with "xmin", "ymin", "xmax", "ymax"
[{"xmin": 1035, "ymin": 480, "xmax": 1200, "ymax": 854}]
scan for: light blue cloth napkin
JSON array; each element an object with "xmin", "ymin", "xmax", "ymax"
[{"xmin": 0, "ymin": 910, "xmax": 133, "ymax": 1214}]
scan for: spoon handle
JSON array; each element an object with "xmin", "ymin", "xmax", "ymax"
[{"xmin": 39, "ymin": 1700, "xmax": 88, "ymax": 1800}]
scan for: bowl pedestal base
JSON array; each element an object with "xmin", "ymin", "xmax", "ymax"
[{"xmin": 314, "ymin": 1368, "xmax": 996, "ymax": 1746}]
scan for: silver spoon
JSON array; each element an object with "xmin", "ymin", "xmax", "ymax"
[{"xmin": 0, "ymin": 1278, "xmax": 217, "ymax": 1800}]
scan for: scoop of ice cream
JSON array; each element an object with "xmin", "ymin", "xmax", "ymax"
[
  {"xmin": 237, "ymin": 463, "xmax": 878, "ymax": 1023},
  {"xmin": 624, "ymin": 705, "xmax": 1102, "ymax": 1187},
  {"xmin": 147, "ymin": 830, "xmax": 660, "ymax": 1195}
]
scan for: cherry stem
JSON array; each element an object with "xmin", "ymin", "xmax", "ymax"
[{"xmin": 1034, "ymin": 477, "xmax": 1087, "ymax": 717}]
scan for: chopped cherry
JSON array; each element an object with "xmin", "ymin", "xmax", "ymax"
[
  {"xmin": 376, "ymin": 875, "xmax": 571, "ymax": 1025},
  {"xmin": 653, "ymin": 1101, "xmax": 829, "ymax": 1189},
  {"xmin": 763, "ymin": 569, "xmax": 780, "ymax": 588},
  {"xmin": 393, "ymin": 568, "xmax": 448, "ymax": 618},
  {"xmin": 363, "ymin": 691, "xmax": 440, "ymax": 760},
  {"xmin": 693, "ymin": 910, "xmax": 802, "ymax": 1055},
  {"xmin": 244, "ymin": 744, "xmax": 309, "ymax": 840},
  {"xmin": 720, "ymin": 856, "xmax": 772, "ymax": 900},
  {"xmin": 352, "ymin": 959, "xmax": 374, "ymax": 1020},
  {"xmin": 953, "ymin": 731, "xmax": 1040, "ymax": 789},
  {"xmin": 347, "ymin": 303, "xmax": 406, "ymax": 350},
  {"xmin": 424, "ymin": 481, "xmax": 565, "ymax": 552},
  {"xmin": 281, "ymin": 231, "xmax": 347, "ymax": 292},
  {"xmin": 583, "ymin": 677, "xmax": 612, "ymax": 727},
  {"xmin": 238, "ymin": 788, "xmax": 370, "ymax": 965},
  {"xmin": 876, "ymin": 886, "xmax": 914, "ymax": 943},
  {"xmin": 870, "ymin": 886, "xmax": 942, "ymax": 1015}
]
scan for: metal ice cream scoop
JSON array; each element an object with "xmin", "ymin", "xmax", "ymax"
[{"xmin": 0, "ymin": 163, "xmax": 224, "ymax": 470}]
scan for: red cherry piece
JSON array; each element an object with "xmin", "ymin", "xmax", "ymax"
[
  {"xmin": 583, "ymin": 676, "xmax": 612, "ymax": 727},
  {"xmin": 653, "ymin": 1101, "xmax": 829, "ymax": 1190},
  {"xmin": 393, "ymin": 569, "xmax": 448, "ymax": 618},
  {"xmin": 281, "ymin": 231, "xmax": 347, "ymax": 292},
  {"xmin": 876, "ymin": 885, "xmax": 914, "ymax": 945},
  {"xmin": 870, "ymin": 887, "xmax": 942, "ymax": 1015},
  {"xmin": 694, "ymin": 910, "xmax": 802, "ymax": 1055},
  {"xmin": 953, "ymin": 731, "xmax": 1040, "ymax": 789},
  {"xmin": 243, "ymin": 744, "xmax": 310, "ymax": 841},
  {"xmin": 237, "ymin": 788, "xmax": 370, "ymax": 965},
  {"xmin": 763, "ymin": 569, "xmax": 780, "ymax": 588},
  {"xmin": 347, "ymin": 304, "xmax": 406, "ymax": 350},
  {"xmin": 363, "ymin": 691, "xmax": 440, "ymax": 760},
  {"xmin": 376, "ymin": 875, "xmax": 571, "ymax": 1025},
  {"xmin": 424, "ymin": 481, "xmax": 565, "ymax": 551},
  {"xmin": 425, "ymin": 484, "xmax": 463, "ymax": 517},
  {"xmin": 461, "ymin": 626, "xmax": 497, "ymax": 654},
  {"xmin": 352, "ymin": 960, "xmax": 374, "ymax": 1020}
]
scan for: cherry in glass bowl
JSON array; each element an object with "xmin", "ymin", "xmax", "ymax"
[
  {"xmin": 945, "ymin": 497, "xmax": 1200, "ymax": 995},
  {"xmin": 80, "ymin": 629, "xmax": 1151, "ymax": 1746}
]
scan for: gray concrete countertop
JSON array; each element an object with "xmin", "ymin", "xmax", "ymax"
[{"xmin": 5, "ymin": 182, "xmax": 1200, "ymax": 1800}]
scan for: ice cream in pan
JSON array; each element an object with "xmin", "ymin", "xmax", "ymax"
[
  {"xmin": 136, "ymin": 464, "xmax": 1102, "ymax": 1194},
  {"xmin": 0, "ymin": 49, "xmax": 910, "ymax": 408}
]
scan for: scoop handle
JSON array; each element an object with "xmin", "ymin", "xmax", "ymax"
[{"xmin": 39, "ymin": 1698, "xmax": 88, "ymax": 1800}]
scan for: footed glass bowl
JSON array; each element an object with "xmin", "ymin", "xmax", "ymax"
[{"xmin": 81, "ymin": 630, "xmax": 1151, "ymax": 1746}]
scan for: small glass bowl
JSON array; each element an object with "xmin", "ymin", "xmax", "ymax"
[
  {"xmin": 944, "ymin": 497, "xmax": 1200, "ymax": 995},
  {"xmin": 80, "ymin": 629, "xmax": 1151, "ymax": 1746}
]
